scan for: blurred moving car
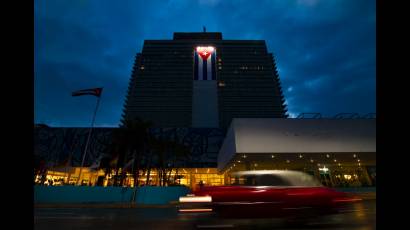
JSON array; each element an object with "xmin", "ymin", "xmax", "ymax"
[{"xmin": 178, "ymin": 170, "xmax": 361, "ymax": 219}]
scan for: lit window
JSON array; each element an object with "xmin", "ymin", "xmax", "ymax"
[{"xmin": 140, "ymin": 66, "xmax": 145, "ymax": 70}]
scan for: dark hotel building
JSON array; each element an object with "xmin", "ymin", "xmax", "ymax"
[
  {"xmin": 121, "ymin": 32, "xmax": 287, "ymax": 129},
  {"xmin": 34, "ymin": 32, "xmax": 375, "ymax": 189}
]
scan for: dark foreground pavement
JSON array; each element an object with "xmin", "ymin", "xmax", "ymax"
[{"xmin": 34, "ymin": 200, "xmax": 375, "ymax": 230}]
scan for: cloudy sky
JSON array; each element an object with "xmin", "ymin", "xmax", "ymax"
[{"xmin": 34, "ymin": 0, "xmax": 376, "ymax": 127}]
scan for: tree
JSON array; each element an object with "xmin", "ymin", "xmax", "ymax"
[
  {"xmin": 153, "ymin": 132, "xmax": 191, "ymax": 186},
  {"xmin": 171, "ymin": 139, "xmax": 191, "ymax": 185},
  {"xmin": 102, "ymin": 118, "xmax": 153, "ymax": 187}
]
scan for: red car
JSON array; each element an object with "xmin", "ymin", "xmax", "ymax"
[{"xmin": 178, "ymin": 170, "xmax": 361, "ymax": 219}]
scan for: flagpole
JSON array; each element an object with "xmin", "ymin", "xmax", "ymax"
[{"xmin": 77, "ymin": 95, "xmax": 101, "ymax": 186}]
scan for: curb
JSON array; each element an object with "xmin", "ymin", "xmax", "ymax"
[
  {"xmin": 348, "ymin": 192, "xmax": 376, "ymax": 200},
  {"xmin": 34, "ymin": 203, "xmax": 177, "ymax": 209}
]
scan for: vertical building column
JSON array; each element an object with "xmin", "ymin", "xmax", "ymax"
[{"xmin": 192, "ymin": 81, "xmax": 219, "ymax": 127}]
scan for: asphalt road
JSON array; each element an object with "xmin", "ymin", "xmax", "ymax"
[{"xmin": 34, "ymin": 200, "xmax": 375, "ymax": 230}]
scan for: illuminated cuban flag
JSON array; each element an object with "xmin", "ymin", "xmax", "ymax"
[{"xmin": 194, "ymin": 46, "xmax": 216, "ymax": 80}]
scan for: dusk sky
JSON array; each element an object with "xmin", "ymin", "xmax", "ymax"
[{"xmin": 34, "ymin": 0, "xmax": 375, "ymax": 127}]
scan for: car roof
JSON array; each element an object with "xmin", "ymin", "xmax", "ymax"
[
  {"xmin": 230, "ymin": 170, "xmax": 323, "ymax": 187},
  {"xmin": 231, "ymin": 170, "xmax": 306, "ymax": 177}
]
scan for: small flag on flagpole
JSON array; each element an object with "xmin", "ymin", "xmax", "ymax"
[{"xmin": 72, "ymin": 87, "xmax": 103, "ymax": 97}]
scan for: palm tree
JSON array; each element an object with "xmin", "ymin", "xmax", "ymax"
[
  {"xmin": 103, "ymin": 118, "xmax": 153, "ymax": 187},
  {"xmin": 171, "ymin": 139, "xmax": 191, "ymax": 185},
  {"xmin": 153, "ymin": 133, "xmax": 191, "ymax": 186},
  {"xmin": 102, "ymin": 127, "xmax": 127, "ymax": 186},
  {"xmin": 144, "ymin": 134, "xmax": 160, "ymax": 185},
  {"xmin": 152, "ymin": 137, "xmax": 168, "ymax": 186},
  {"xmin": 125, "ymin": 118, "xmax": 153, "ymax": 187}
]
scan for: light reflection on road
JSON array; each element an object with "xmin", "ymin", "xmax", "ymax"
[{"xmin": 34, "ymin": 200, "xmax": 375, "ymax": 230}]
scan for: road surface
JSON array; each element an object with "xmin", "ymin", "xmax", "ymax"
[{"xmin": 34, "ymin": 200, "xmax": 375, "ymax": 230}]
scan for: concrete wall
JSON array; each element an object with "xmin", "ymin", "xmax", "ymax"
[
  {"xmin": 217, "ymin": 123, "xmax": 237, "ymax": 171},
  {"xmin": 34, "ymin": 186, "xmax": 134, "ymax": 203},
  {"xmin": 34, "ymin": 186, "xmax": 191, "ymax": 204},
  {"xmin": 135, "ymin": 186, "xmax": 191, "ymax": 205}
]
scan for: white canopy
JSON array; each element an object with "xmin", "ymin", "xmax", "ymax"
[{"xmin": 218, "ymin": 118, "xmax": 376, "ymax": 171}]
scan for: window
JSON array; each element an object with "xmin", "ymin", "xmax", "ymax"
[
  {"xmin": 232, "ymin": 175, "xmax": 290, "ymax": 186},
  {"xmin": 256, "ymin": 175, "xmax": 290, "ymax": 186},
  {"xmin": 286, "ymin": 174, "xmax": 323, "ymax": 187},
  {"xmin": 232, "ymin": 175, "xmax": 254, "ymax": 186},
  {"xmin": 218, "ymin": 81, "xmax": 226, "ymax": 87}
]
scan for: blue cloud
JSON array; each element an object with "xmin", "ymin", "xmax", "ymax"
[{"xmin": 35, "ymin": 0, "xmax": 375, "ymax": 126}]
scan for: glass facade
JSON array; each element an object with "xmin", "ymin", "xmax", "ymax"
[{"xmin": 34, "ymin": 167, "xmax": 225, "ymax": 189}]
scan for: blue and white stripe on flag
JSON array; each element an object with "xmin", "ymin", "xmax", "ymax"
[{"xmin": 194, "ymin": 46, "xmax": 216, "ymax": 81}]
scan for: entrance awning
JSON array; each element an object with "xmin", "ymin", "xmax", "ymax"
[{"xmin": 218, "ymin": 118, "xmax": 376, "ymax": 172}]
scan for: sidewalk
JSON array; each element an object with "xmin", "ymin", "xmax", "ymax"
[
  {"xmin": 350, "ymin": 192, "xmax": 376, "ymax": 200},
  {"xmin": 34, "ymin": 202, "xmax": 175, "ymax": 209},
  {"xmin": 336, "ymin": 187, "xmax": 376, "ymax": 200}
]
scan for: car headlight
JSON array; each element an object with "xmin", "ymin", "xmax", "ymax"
[
  {"xmin": 178, "ymin": 195, "xmax": 213, "ymax": 213},
  {"xmin": 179, "ymin": 195, "xmax": 212, "ymax": 203}
]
